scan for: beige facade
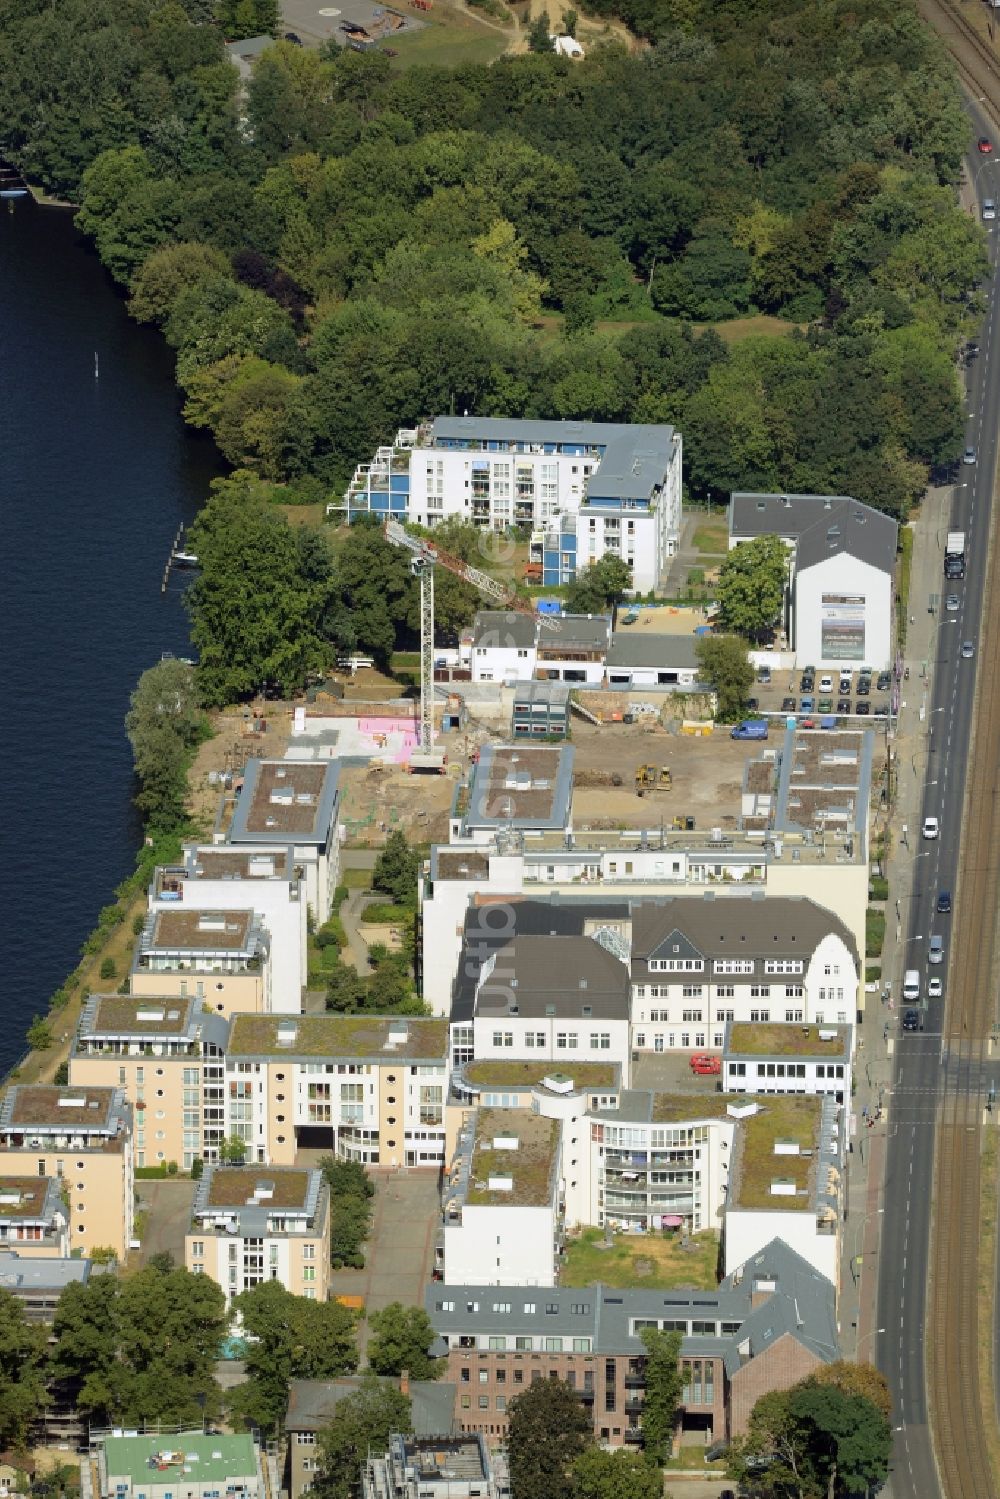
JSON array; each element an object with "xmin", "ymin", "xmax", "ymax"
[
  {"xmin": 0, "ymin": 1176, "xmax": 70, "ymax": 1258},
  {"xmin": 69, "ymin": 994, "xmax": 228, "ymax": 1170},
  {"xmin": 184, "ymin": 1165, "xmax": 329, "ymax": 1306},
  {"xmin": 133, "ymin": 908, "xmax": 270, "ymax": 1020},
  {"xmin": 225, "ymin": 1015, "xmax": 449, "ymax": 1168},
  {"xmin": 131, "ymin": 967, "xmax": 265, "ymax": 1021},
  {"xmin": 0, "ymin": 1087, "xmax": 134, "ymax": 1261}
]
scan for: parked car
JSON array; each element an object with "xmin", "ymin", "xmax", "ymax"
[
  {"xmin": 857, "ymin": 675, "xmax": 871, "ymax": 695},
  {"xmin": 818, "ymin": 697, "xmax": 833, "ymax": 713},
  {"xmin": 800, "ymin": 695, "xmax": 814, "ymax": 712},
  {"xmin": 838, "ymin": 675, "xmax": 852, "ymax": 694},
  {"xmin": 902, "ymin": 1008, "xmax": 920, "ymax": 1032},
  {"xmin": 781, "ymin": 697, "xmax": 796, "ymax": 712},
  {"xmin": 757, "ymin": 667, "xmax": 772, "ymax": 685},
  {"xmin": 819, "ymin": 674, "xmax": 833, "ymax": 692},
  {"xmin": 877, "ymin": 671, "xmax": 892, "ymax": 691},
  {"xmin": 747, "ymin": 697, "xmax": 759, "ymax": 711},
  {"xmin": 922, "ymin": 816, "xmax": 940, "ymax": 840},
  {"xmin": 800, "ymin": 670, "xmax": 815, "ymax": 691},
  {"xmin": 837, "ymin": 697, "xmax": 851, "ymax": 714},
  {"xmin": 978, "ymin": 136, "xmax": 993, "ymax": 153},
  {"xmin": 690, "ymin": 1054, "xmax": 721, "ymax": 1075},
  {"xmin": 856, "ymin": 701, "xmax": 871, "ymax": 715}
]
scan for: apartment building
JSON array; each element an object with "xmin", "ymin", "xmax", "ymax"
[
  {"xmin": 449, "ymin": 745, "xmax": 574, "ymax": 846},
  {"xmin": 0, "ymin": 1250, "xmax": 91, "ymax": 1322},
  {"xmin": 337, "ymin": 418, "xmax": 682, "ymax": 591},
  {"xmin": 220, "ymin": 759, "xmax": 342, "ymax": 924},
  {"xmin": 427, "ymin": 1236, "xmax": 838, "ymax": 1447},
  {"xmin": 724, "ymin": 1094, "xmax": 843, "ymax": 1289},
  {"xmin": 729, "ymin": 492, "xmax": 897, "ymax": 671},
  {"xmin": 441, "ymin": 1109, "xmax": 562, "ymax": 1287},
  {"xmin": 0, "ymin": 1176, "xmax": 70, "ymax": 1257},
  {"xmin": 286, "ymin": 1378, "xmax": 458, "ymax": 1499},
  {"xmin": 132, "ymin": 908, "xmax": 270, "ymax": 1020},
  {"xmin": 462, "ymin": 932, "xmax": 632, "ymax": 1077},
  {"xmin": 225, "ymin": 1014, "xmax": 449, "ymax": 1168},
  {"xmin": 152, "ymin": 844, "xmax": 307, "ymax": 1014},
  {"xmin": 185, "ymin": 1165, "xmax": 330, "ymax": 1306},
  {"xmin": 0, "ymin": 1087, "xmax": 134, "ymax": 1260},
  {"xmin": 422, "ymin": 741, "xmax": 871, "ymax": 1017},
  {"xmin": 723, "ymin": 1022, "xmax": 853, "ymax": 1104},
  {"xmin": 69, "ymin": 994, "xmax": 229, "ymax": 1170},
  {"xmin": 363, "ymin": 1435, "xmax": 508, "ymax": 1499},
  {"xmin": 96, "ymin": 1434, "xmax": 262, "ymax": 1499},
  {"xmin": 629, "ymin": 895, "xmax": 859, "ymax": 1054}
]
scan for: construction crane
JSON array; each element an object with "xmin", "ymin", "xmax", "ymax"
[{"xmin": 383, "ymin": 518, "xmax": 542, "ymax": 771}]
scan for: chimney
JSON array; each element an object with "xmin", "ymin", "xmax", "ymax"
[{"xmin": 400, "ymin": 1369, "xmax": 411, "ymax": 1397}]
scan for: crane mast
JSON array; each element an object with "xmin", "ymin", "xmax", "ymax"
[{"xmin": 382, "ymin": 519, "xmax": 542, "ymax": 770}]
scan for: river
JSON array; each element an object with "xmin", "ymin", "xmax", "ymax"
[{"xmin": 0, "ymin": 199, "xmax": 221, "ymax": 1076}]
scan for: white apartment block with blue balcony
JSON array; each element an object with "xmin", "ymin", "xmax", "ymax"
[{"xmin": 333, "ymin": 417, "xmax": 682, "ymax": 591}]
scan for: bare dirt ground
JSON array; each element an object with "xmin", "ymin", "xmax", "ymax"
[
  {"xmin": 569, "ymin": 719, "xmax": 751, "ymax": 831},
  {"xmin": 339, "ymin": 762, "xmax": 457, "ymax": 846}
]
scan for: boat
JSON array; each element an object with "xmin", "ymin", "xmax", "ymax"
[{"xmin": 171, "ymin": 549, "xmax": 199, "ymax": 568}]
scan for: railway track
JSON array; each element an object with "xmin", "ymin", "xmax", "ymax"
[
  {"xmin": 919, "ymin": 0, "xmax": 1000, "ymax": 127},
  {"xmin": 925, "ymin": 449, "xmax": 1000, "ymax": 1491}
]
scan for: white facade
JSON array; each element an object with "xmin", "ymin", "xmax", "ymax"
[
  {"xmin": 725, "ymin": 1205, "xmax": 839, "ymax": 1289},
  {"xmin": 631, "ymin": 930, "xmax": 859, "ymax": 1055},
  {"xmin": 722, "ymin": 1024, "xmax": 853, "ymax": 1103},
  {"xmin": 792, "ymin": 552, "xmax": 893, "ymax": 672},
  {"xmin": 443, "ymin": 1201, "xmax": 557, "ymax": 1287},
  {"xmin": 152, "ymin": 852, "xmax": 307, "ymax": 1014},
  {"xmin": 589, "ymin": 1110, "xmax": 734, "ymax": 1237},
  {"xmin": 470, "ymin": 1014, "xmax": 631, "ymax": 1075}
]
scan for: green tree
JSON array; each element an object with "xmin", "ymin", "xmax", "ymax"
[
  {"xmin": 219, "ymin": 1134, "xmax": 248, "ymax": 1164},
  {"xmin": 728, "ymin": 1377, "xmax": 891, "ymax": 1498},
  {"xmin": 561, "ymin": 9, "xmax": 579, "ymax": 37},
  {"xmin": 715, "ymin": 535, "xmax": 788, "ymax": 644},
  {"xmin": 128, "ymin": 242, "xmax": 231, "ymax": 326},
  {"xmin": 638, "ymin": 1327, "xmax": 683, "ymax": 1466},
  {"xmin": 367, "ymin": 1303, "xmax": 443, "ymax": 1382},
  {"xmin": 231, "ymin": 1282, "xmax": 359, "ymax": 1435},
  {"xmin": 125, "ymin": 658, "xmax": 206, "ymax": 830},
  {"xmin": 507, "ymin": 1378, "xmax": 593, "ymax": 1499},
  {"xmin": 26, "ymin": 1015, "xmax": 53, "ymax": 1050},
  {"xmin": 372, "ymin": 831, "xmax": 419, "ymax": 909},
  {"xmin": 528, "ymin": 11, "xmax": 553, "ymax": 53},
  {"xmin": 0, "ymin": 1289, "xmax": 48, "ymax": 1447},
  {"xmin": 565, "ymin": 556, "xmax": 632, "ymax": 615},
  {"xmin": 571, "ymin": 1448, "xmax": 660, "ymax": 1499},
  {"xmin": 694, "ymin": 634, "xmax": 755, "ymax": 723},
  {"xmin": 317, "ymin": 1155, "xmax": 374, "ymax": 1269},
  {"xmin": 313, "ymin": 1376, "xmax": 413, "ymax": 1499}
]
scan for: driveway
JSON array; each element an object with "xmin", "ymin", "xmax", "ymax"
[{"xmin": 133, "ymin": 1178, "xmax": 197, "ymax": 1270}]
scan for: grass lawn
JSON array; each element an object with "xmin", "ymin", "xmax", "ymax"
[
  {"xmin": 361, "ymin": 901, "xmax": 414, "ymax": 925},
  {"xmin": 388, "ymin": 18, "xmax": 510, "ymax": 70},
  {"xmin": 342, "ymin": 868, "xmax": 374, "ymax": 891},
  {"xmin": 866, "ymin": 907, "xmax": 886, "ymax": 959},
  {"xmin": 561, "ymin": 1226, "xmax": 719, "ymax": 1291},
  {"xmin": 696, "ymin": 314, "xmax": 804, "ymax": 343},
  {"xmin": 692, "ymin": 522, "xmax": 728, "ymax": 556}
]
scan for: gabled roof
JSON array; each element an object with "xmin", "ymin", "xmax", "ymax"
[
  {"xmin": 729, "ymin": 493, "xmax": 897, "ymax": 575},
  {"xmin": 285, "ymin": 1378, "xmax": 456, "ymax": 1436},
  {"xmin": 474, "ymin": 935, "xmax": 631, "ymax": 1021},
  {"xmin": 630, "ymin": 895, "xmax": 857, "ymax": 974}
]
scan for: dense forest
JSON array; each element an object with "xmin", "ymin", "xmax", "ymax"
[{"xmin": 0, "ymin": 0, "xmax": 987, "ymax": 696}]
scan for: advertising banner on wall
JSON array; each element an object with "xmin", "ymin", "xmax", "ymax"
[{"xmin": 821, "ymin": 593, "xmax": 865, "ymax": 659}]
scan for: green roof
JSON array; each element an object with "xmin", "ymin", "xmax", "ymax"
[
  {"xmin": 727, "ymin": 1023, "xmax": 849, "ymax": 1057},
  {"xmin": 466, "ymin": 1109, "xmax": 560, "ymax": 1207},
  {"xmin": 102, "ymin": 1433, "xmax": 257, "ymax": 1487},
  {"xmin": 731, "ymin": 1097, "xmax": 823, "ymax": 1211},
  {"xmin": 465, "ymin": 1060, "xmax": 618, "ymax": 1089},
  {"xmin": 228, "ymin": 1014, "xmax": 448, "ymax": 1061},
  {"xmin": 650, "ymin": 1092, "xmax": 744, "ymax": 1122}
]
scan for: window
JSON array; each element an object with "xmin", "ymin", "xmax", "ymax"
[
  {"xmin": 461, "ymin": 1395, "xmax": 471, "ymax": 1410},
  {"xmin": 515, "ymin": 1336, "xmax": 532, "ymax": 1351},
  {"xmin": 544, "ymin": 1337, "xmax": 563, "ymax": 1352},
  {"xmin": 750, "ymin": 1009, "xmax": 770, "ymax": 1023},
  {"xmin": 556, "ymin": 1032, "xmax": 578, "ymax": 1050},
  {"xmin": 191, "ymin": 1241, "xmax": 204, "ymax": 1258},
  {"xmin": 681, "ymin": 986, "xmax": 703, "ymax": 1000},
  {"xmin": 589, "ymin": 1033, "xmax": 611, "ymax": 1050},
  {"xmin": 681, "ymin": 1010, "xmax": 702, "ymax": 1023},
  {"xmin": 488, "ymin": 1337, "xmax": 506, "ymax": 1351},
  {"xmin": 750, "ymin": 985, "xmax": 771, "ymax": 999},
  {"xmin": 635, "ymin": 1032, "xmax": 646, "ymax": 1048},
  {"xmin": 478, "ymin": 1396, "xmax": 489, "ymax": 1410},
  {"xmin": 496, "ymin": 1395, "xmax": 506, "ymax": 1412},
  {"xmin": 479, "ymin": 1369, "xmax": 490, "ymax": 1383},
  {"xmin": 715, "ymin": 1008, "xmax": 734, "ymax": 1022},
  {"xmin": 785, "ymin": 1009, "xmax": 804, "ymax": 1023}
]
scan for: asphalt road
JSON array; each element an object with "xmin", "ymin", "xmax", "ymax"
[{"xmin": 875, "ymin": 109, "xmax": 1000, "ymax": 1499}]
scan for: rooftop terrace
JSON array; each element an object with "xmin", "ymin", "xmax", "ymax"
[
  {"xmin": 0, "ymin": 1177, "xmax": 61, "ymax": 1220},
  {"xmin": 730, "ymin": 1096, "xmax": 824, "ymax": 1212},
  {"xmin": 144, "ymin": 909, "xmax": 255, "ymax": 952},
  {"xmin": 1, "ymin": 1086, "xmax": 124, "ymax": 1132},
  {"xmin": 465, "ymin": 1108, "xmax": 560, "ymax": 1208},
  {"xmin": 228, "ymin": 1014, "xmax": 448, "ymax": 1061},
  {"xmin": 100, "ymin": 1433, "xmax": 257, "ymax": 1489},
  {"xmin": 202, "ymin": 1167, "xmax": 312, "ymax": 1211},
  {"xmin": 82, "ymin": 994, "xmax": 194, "ymax": 1036}
]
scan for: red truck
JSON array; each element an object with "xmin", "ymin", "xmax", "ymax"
[{"xmin": 690, "ymin": 1054, "xmax": 721, "ymax": 1075}]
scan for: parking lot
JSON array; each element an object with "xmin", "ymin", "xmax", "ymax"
[
  {"xmin": 748, "ymin": 663, "xmax": 893, "ymax": 721},
  {"xmin": 631, "ymin": 1052, "xmax": 727, "ymax": 1095},
  {"xmin": 280, "ymin": 0, "xmax": 424, "ymax": 47}
]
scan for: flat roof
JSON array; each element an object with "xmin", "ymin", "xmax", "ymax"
[
  {"xmin": 535, "ymin": 614, "xmax": 611, "ymax": 652},
  {"xmin": 606, "ymin": 634, "xmax": 701, "ymax": 670},
  {"xmin": 228, "ymin": 759, "xmax": 339, "ymax": 845},
  {"xmin": 433, "ymin": 849, "xmax": 491, "ymax": 882},
  {"xmin": 202, "ymin": 1167, "xmax": 312, "ymax": 1210},
  {"xmin": 726, "ymin": 1022, "xmax": 851, "ymax": 1058},
  {"xmin": 463, "ymin": 744, "xmax": 573, "ymax": 830},
  {"xmin": 730, "ymin": 1096, "xmax": 825, "ymax": 1212},
  {"xmin": 228, "ymin": 1014, "xmax": 448, "ymax": 1061},
  {"xmin": 0, "ymin": 1086, "xmax": 124, "ymax": 1132},
  {"xmin": 0, "ymin": 1176, "xmax": 62, "ymax": 1221},
  {"xmin": 144, "ymin": 909, "xmax": 256, "ymax": 952},
  {"xmin": 101, "ymin": 1433, "xmax": 257, "ymax": 1487},
  {"xmin": 463, "ymin": 1060, "xmax": 619, "ymax": 1090},
  {"xmin": 80, "ymin": 994, "xmax": 195, "ymax": 1037},
  {"xmin": 465, "ymin": 1109, "xmax": 560, "ymax": 1207},
  {"xmin": 180, "ymin": 846, "xmax": 296, "ymax": 880},
  {"xmin": 0, "ymin": 1250, "xmax": 91, "ymax": 1294},
  {"xmin": 772, "ymin": 726, "xmax": 874, "ymax": 844}
]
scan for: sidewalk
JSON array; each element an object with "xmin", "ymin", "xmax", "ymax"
[{"xmin": 840, "ymin": 476, "xmax": 953, "ymax": 1360}]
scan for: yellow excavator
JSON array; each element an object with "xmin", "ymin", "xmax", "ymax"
[{"xmin": 635, "ymin": 765, "xmax": 672, "ymax": 795}]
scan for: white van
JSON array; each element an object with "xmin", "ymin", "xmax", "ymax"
[{"xmin": 903, "ymin": 969, "xmax": 921, "ymax": 1001}]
